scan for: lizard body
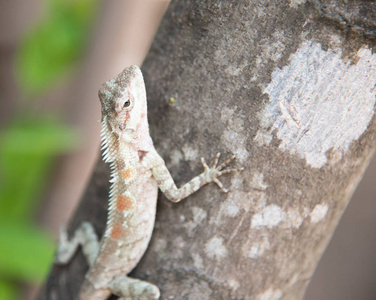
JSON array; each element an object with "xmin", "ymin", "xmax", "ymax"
[{"xmin": 56, "ymin": 65, "xmax": 241, "ymax": 300}]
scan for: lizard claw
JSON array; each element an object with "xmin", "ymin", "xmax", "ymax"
[
  {"xmin": 214, "ymin": 178, "xmax": 229, "ymax": 193},
  {"xmin": 201, "ymin": 157, "xmax": 209, "ymax": 170}
]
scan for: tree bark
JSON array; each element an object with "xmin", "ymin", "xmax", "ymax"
[{"xmin": 40, "ymin": 1, "xmax": 376, "ymax": 299}]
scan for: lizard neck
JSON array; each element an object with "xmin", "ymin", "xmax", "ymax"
[{"xmin": 100, "ymin": 116, "xmax": 153, "ymax": 163}]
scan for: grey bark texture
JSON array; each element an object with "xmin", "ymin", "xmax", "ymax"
[{"xmin": 39, "ymin": 1, "xmax": 376, "ymax": 299}]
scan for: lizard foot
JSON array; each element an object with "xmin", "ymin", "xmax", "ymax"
[
  {"xmin": 201, "ymin": 153, "xmax": 244, "ymax": 193},
  {"xmin": 110, "ymin": 276, "xmax": 160, "ymax": 300},
  {"xmin": 55, "ymin": 222, "xmax": 99, "ymax": 266}
]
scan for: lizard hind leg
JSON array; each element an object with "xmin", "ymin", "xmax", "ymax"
[
  {"xmin": 56, "ymin": 222, "xmax": 99, "ymax": 267},
  {"xmin": 109, "ymin": 276, "xmax": 160, "ymax": 300}
]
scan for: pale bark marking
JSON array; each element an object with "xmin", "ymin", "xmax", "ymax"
[
  {"xmin": 182, "ymin": 145, "xmax": 199, "ymax": 161},
  {"xmin": 309, "ymin": 203, "xmax": 329, "ymax": 223},
  {"xmin": 204, "ymin": 236, "xmax": 228, "ymax": 259},
  {"xmin": 219, "ymin": 200, "xmax": 240, "ymax": 218},
  {"xmin": 248, "ymin": 236, "xmax": 271, "ymax": 259},
  {"xmin": 261, "ymin": 41, "xmax": 376, "ymax": 168},
  {"xmin": 257, "ymin": 288, "xmax": 283, "ymax": 300},
  {"xmin": 283, "ymin": 208, "xmax": 305, "ymax": 229},
  {"xmin": 191, "ymin": 206, "xmax": 207, "ymax": 223},
  {"xmin": 251, "ymin": 204, "xmax": 284, "ymax": 228},
  {"xmin": 220, "ymin": 107, "xmax": 249, "ymax": 162},
  {"xmin": 170, "ymin": 149, "xmax": 183, "ymax": 166},
  {"xmin": 183, "ymin": 206, "xmax": 207, "ymax": 237},
  {"xmin": 254, "ymin": 129, "xmax": 273, "ymax": 146},
  {"xmin": 289, "ymin": 0, "xmax": 307, "ymax": 8},
  {"xmin": 251, "ymin": 203, "xmax": 328, "ymax": 230},
  {"xmin": 191, "ymin": 253, "xmax": 204, "ymax": 270},
  {"xmin": 250, "ymin": 172, "xmax": 268, "ymax": 190}
]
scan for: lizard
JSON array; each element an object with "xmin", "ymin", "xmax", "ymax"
[{"xmin": 56, "ymin": 65, "xmax": 242, "ymax": 300}]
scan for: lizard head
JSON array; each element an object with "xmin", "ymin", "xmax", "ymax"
[{"xmin": 98, "ymin": 65, "xmax": 150, "ymax": 145}]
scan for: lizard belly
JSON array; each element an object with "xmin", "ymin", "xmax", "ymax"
[{"xmin": 87, "ymin": 175, "xmax": 158, "ymax": 289}]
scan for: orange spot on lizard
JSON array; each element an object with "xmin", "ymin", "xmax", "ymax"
[
  {"xmin": 121, "ymin": 168, "xmax": 134, "ymax": 180},
  {"xmin": 111, "ymin": 224, "xmax": 124, "ymax": 240},
  {"xmin": 117, "ymin": 195, "xmax": 134, "ymax": 211}
]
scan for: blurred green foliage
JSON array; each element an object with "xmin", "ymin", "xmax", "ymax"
[
  {"xmin": 0, "ymin": 0, "xmax": 98, "ymax": 299},
  {"xmin": 0, "ymin": 117, "xmax": 78, "ymax": 220},
  {"xmin": 17, "ymin": 0, "xmax": 98, "ymax": 96},
  {"xmin": 0, "ymin": 281, "xmax": 17, "ymax": 300}
]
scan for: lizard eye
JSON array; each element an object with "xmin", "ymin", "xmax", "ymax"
[{"xmin": 123, "ymin": 100, "xmax": 131, "ymax": 108}]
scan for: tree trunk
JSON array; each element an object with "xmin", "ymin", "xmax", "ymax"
[{"xmin": 39, "ymin": 1, "xmax": 376, "ymax": 299}]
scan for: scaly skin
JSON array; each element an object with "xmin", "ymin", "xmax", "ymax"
[{"xmin": 56, "ymin": 65, "xmax": 242, "ymax": 300}]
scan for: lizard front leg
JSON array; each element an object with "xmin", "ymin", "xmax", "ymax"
[{"xmin": 149, "ymin": 151, "xmax": 242, "ymax": 202}]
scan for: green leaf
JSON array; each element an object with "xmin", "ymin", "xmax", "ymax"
[
  {"xmin": 0, "ymin": 221, "xmax": 54, "ymax": 282},
  {"xmin": 16, "ymin": 0, "xmax": 98, "ymax": 95},
  {"xmin": 0, "ymin": 116, "xmax": 78, "ymax": 220},
  {"xmin": 0, "ymin": 116, "xmax": 78, "ymax": 156},
  {"xmin": 0, "ymin": 281, "xmax": 18, "ymax": 300}
]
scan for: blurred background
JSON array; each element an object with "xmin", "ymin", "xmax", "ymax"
[{"xmin": 0, "ymin": 1, "xmax": 375, "ymax": 299}]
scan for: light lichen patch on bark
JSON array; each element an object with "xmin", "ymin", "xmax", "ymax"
[
  {"xmin": 254, "ymin": 129, "xmax": 273, "ymax": 146},
  {"xmin": 283, "ymin": 208, "xmax": 306, "ymax": 229},
  {"xmin": 219, "ymin": 199, "xmax": 240, "ymax": 218},
  {"xmin": 182, "ymin": 144, "xmax": 199, "ymax": 162},
  {"xmin": 251, "ymin": 202, "xmax": 329, "ymax": 230},
  {"xmin": 170, "ymin": 149, "xmax": 183, "ymax": 166},
  {"xmin": 257, "ymin": 288, "xmax": 283, "ymax": 300},
  {"xmin": 221, "ymin": 129, "xmax": 249, "ymax": 162},
  {"xmin": 261, "ymin": 41, "xmax": 376, "ymax": 168},
  {"xmin": 309, "ymin": 203, "xmax": 329, "ymax": 223},
  {"xmin": 289, "ymin": 0, "xmax": 307, "ymax": 9},
  {"xmin": 183, "ymin": 206, "xmax": 208, "ymax": 237},
  {"xmin": 252, "ymin": 204, "xmax": 284, "ymax": 228},
  {"xmin": 247, "ymin": 236, "xmax": 271, "ymax": 259},
  {"xmin": 250, "ymin": 172, "xmax": 268, "ymax": 190},
  {"xmin": 220, "ymin": 106, "xmax": 249, "ymax": 162},
  {"xmin": 191, "ymin": 253, "xmax": 204, "ymax": 270},
  {"xmin": 204, "ymin": 236, "xmax": 228, "ymax": 260}
]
